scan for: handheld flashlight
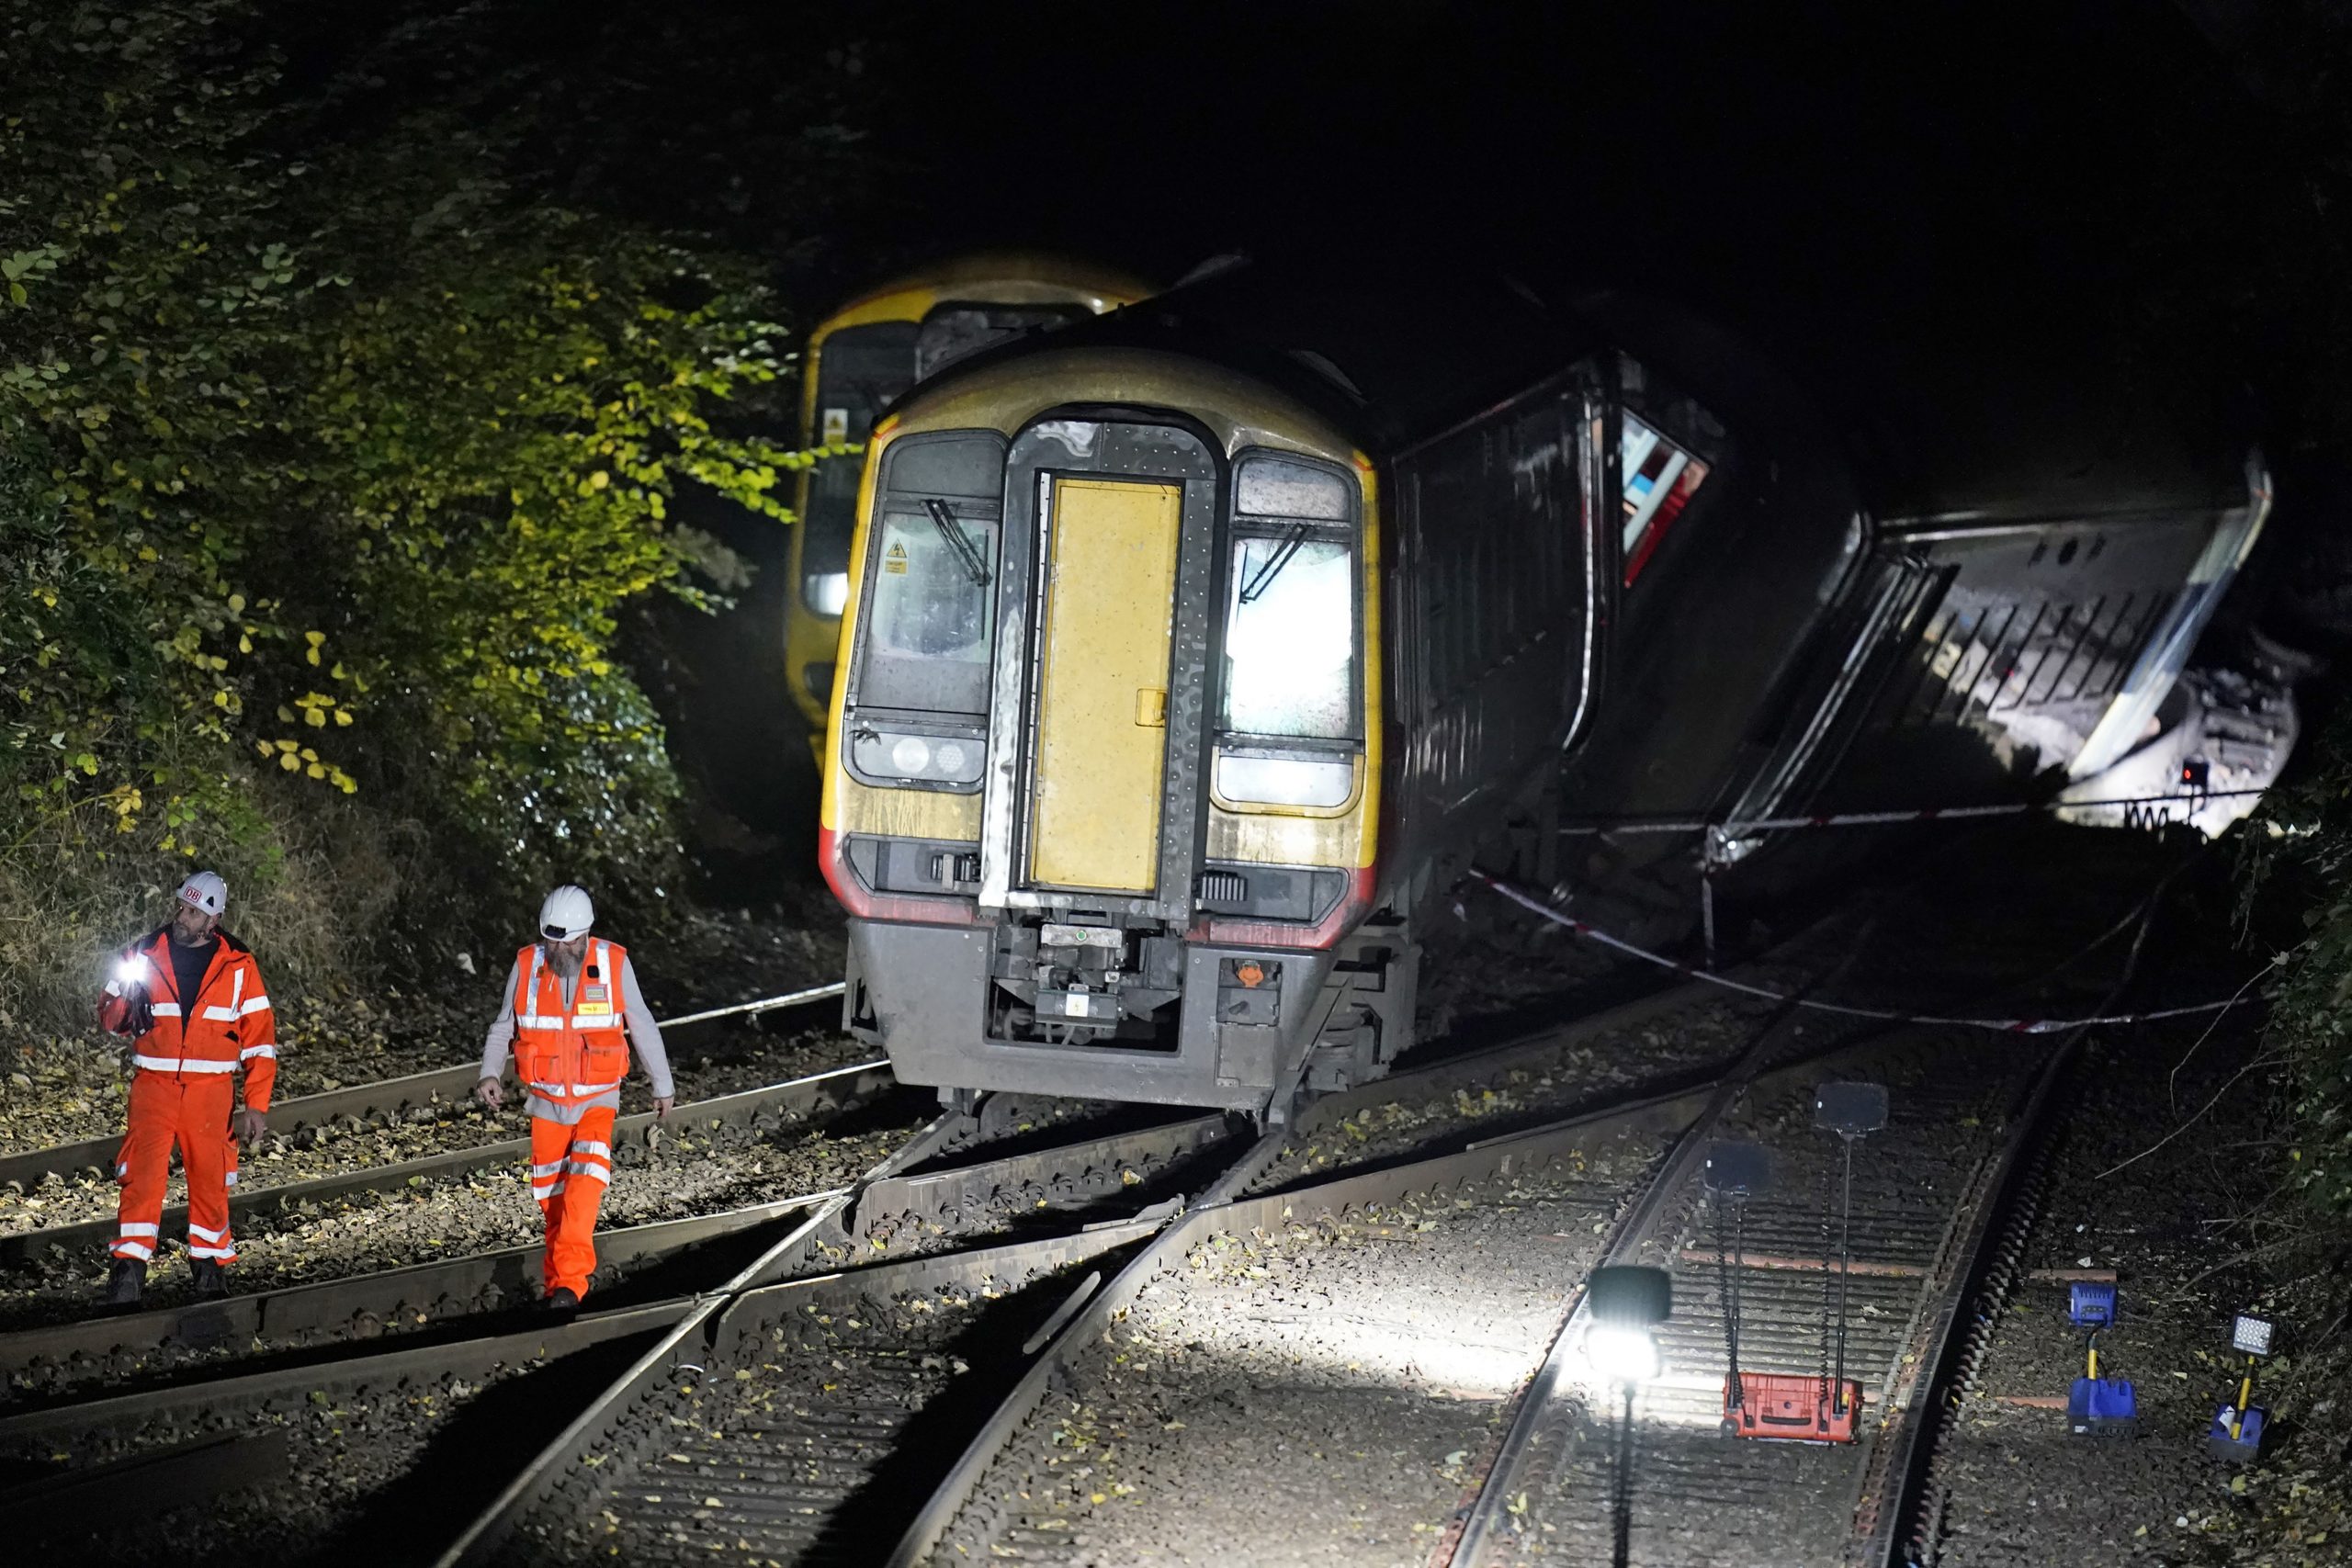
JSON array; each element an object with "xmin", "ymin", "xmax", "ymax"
[{"xmin": 114, "ymin": 956, "xmax": 150, "ymax": 989}]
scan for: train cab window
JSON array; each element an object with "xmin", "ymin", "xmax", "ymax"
[
  {"xmin": 916, "ymin": 303, "xmax": 1090, "ymax": 379},
  {"xmin": 1221, "ymin": 534, "xmax": 1355, "ymax": 739},
  {"xmin": 856, "ymin": 505, "xmax": 997, "ymax": 715},
  {"xmin": 1620, "ymin": 411, "xmax": 1710, "ymax": 587},
  {"xmin": 1216, "ymin": 453, "xmax": 1362, "ymax": 811},
  {"xmin": 802, "ymin": 321, "xmax": 920, "ymax": 614}
]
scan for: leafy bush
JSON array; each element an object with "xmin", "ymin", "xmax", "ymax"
[
  {"xmin": 1, "ymin": 0, "xmax": 812, "ymax": 1026},
  {"xmin": 2239, "ymin": 703, "xmax": 2352, "ymax": 1218}
]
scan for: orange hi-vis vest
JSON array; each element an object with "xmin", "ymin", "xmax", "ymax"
[
  {"xmin": 511, "ymin": 940, "xmax": 630, "ymax": 1105},
  {"xmin": 98, "ymin": 929, "xmax": 278, "ymax": 1111}
]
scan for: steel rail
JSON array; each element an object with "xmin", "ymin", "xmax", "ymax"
[
  {"xmin": 429, "ymin": 1105, "xmax": 968, "ymax": 1567},
  {"xmin": 881, "ymin": 1073, "xmax": 1741, "ymax": 1568},
  {"xmin": 1432, "ymin": 1027, "xmax": 2074, "ymax": 1567},
  {"xmin": 0, "ymin": 982, "xmax": 848, "ymax": 1195},
  {"xmin": 1, "ymin": 1100, "xmax": 1248, "ymax": 1385},
  {"xmin": 0, "ymin": 1188, "xmax": 842, "ymax": 1388},
  {"xmin": 0, "ymin": 1058, "xmax": 894, "ymax": 1267},
  {"xmin": 0, "ymin": 1295, "xmax": 695, "ymax": 1444}
]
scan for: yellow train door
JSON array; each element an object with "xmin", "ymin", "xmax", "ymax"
[{"xmin": 1027, "ymin": 477, "xmax": 1182, "ymax": 893}]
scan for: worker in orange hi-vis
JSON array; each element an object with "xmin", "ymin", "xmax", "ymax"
[
  {"xmin": 474, "ymin": 885, "xmax": 674, "ymax": 1309},
  {"xmin": 97, "ymin": 871, "xmax": 277, "ymax": 1308}
]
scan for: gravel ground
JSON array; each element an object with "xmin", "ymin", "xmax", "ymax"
[
  {"xmin": 0, "ymin": 1107, "xmax": 926, "ymax": 1328},
  {"xmin": 1930, "ymin": 1012, "xmax": 2346, "ymax": 1567},
  {"xmin": 1253, "ymin": 995, "xmax": 1774, "ymax": 1193},
  {"xmin": 940, "ymin": 1138, "xmax": 1668, "ymax": 1567}
]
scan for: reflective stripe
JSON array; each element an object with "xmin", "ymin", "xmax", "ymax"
[
  {"xmin": 112, "ymin": 1241, "xmax": 154, "ymax": 1260},
  {"xmin": 230, "ymin": 968, "xmax": 243, "ymax": 1011},
  {"xmin": 571, "ymin": 1141, "xmax": 611, "ymax": 1158},
  {"xmin": 564, "ymin": 1158, "xmax": 609, "ymax": 1181},
  {"xmin": 175, "ymin": 1057, "xmax": 238, "ymax": 1074},
  {"xmin": 132, "ymin": 1055, "xmax": 181, "ymax": 1072},
  {"xmin": 516, "ymin": 1015, "xmax": 567, "ymax": 1031},
  {"xmin": 187, "ymin": 1223, "xmax": 229, "ymax": 1242},
  {"xmin": 534, "ymin": 1180, "xmax": 566, "ymax": 1200},
  {"xmin": 224, "ymin": 1170, "xmax": 238, "ymax": 1187},
  {"xmin": 188, "ymin": 1245, "xmax": 237, "ymax": 1259},
  {"xmin": 241, "ymin": 1043, "xmax": 277, "ymax": 1061},
  {"xmin": 529, "ymin": 1160, "xmax": 566, "ymax": 1179},
  {"xmin": 240, "ymin": 996, "xmax": 271, "ymax": 1015},
  {"xmin": 149, "ymin": 1003, "xmax": 183, "ymax": 1018},
  {"xmin": 200, "ymin": 1005, "xmax": 239, "ymax": 1021},
  {"xmin": 118, "ymin": 1222, "xmax": 160, "ymax": 1237}
]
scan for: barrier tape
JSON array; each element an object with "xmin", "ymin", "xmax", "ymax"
[
  {"xmin": 1555, "ymin": 788, "xmax": 2269, "ymax": 839},
  {"xmin": 1475, "ymin": 874, "xmax": 2261, "ymax": 1035},
  {"xmin": 658, "ymin": 981, "xmax": 846, "ymax": 1030}
]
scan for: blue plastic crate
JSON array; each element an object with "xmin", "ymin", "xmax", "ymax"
[
  {"xmin": 2067, "ymin": 1376, "xmax": 2139, "ymax": 1437},
  {"xmin": 2208, "ymin": 1402, "xmax": 2267, "ymax": 1463},
  {"xmin": 2069, "ymin": 1281, "xmax": 2117, "ymax": 1327}
]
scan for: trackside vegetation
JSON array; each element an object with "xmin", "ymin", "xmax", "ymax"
[{"xmin": 1, "ymin": 0, "xmax": 816, "ymax": 1028}]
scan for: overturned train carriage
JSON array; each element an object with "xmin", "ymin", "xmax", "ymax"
[{"xmin": 816, "ymin": 265, "xmax": 2278, "ymax": 1114}]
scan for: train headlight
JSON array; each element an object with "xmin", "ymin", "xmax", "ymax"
[
  {"xmin": 803, "ymin": 571, "xmax": 850, "ymax": 616},
  {"xmin": 849, "ymin": 728, "xmax": 985, "ymax": 787},
  {"xmin": 1214, "ymin": 752, "xmax": 1355, "ymax": 809}
]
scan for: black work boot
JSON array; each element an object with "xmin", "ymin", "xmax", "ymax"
[
  {"xmin": 105, "ymin": 1258, "xmax": 146, "ymax": 1308},
  {"xmin": 190, "ymin": 1258, "xmax": 228, "ymax": 1302},
  {"xmin": 545, "ymin": 1286, "xmax": 581, "ymax": 1312}
]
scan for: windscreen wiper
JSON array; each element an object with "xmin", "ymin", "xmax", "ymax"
[
  {"xmin": 1238, "ymin": 523, "xmax": 1312, "ymax": 604},
  {"xmin": 923, "ymin": 498, "xmax": 992, "ymax": 587}
]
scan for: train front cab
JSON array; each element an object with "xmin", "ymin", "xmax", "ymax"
[{"xmin": 819, "ymin": 366, "xmax": 1403, "ymax": 1112}]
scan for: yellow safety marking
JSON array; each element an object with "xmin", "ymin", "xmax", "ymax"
[
  {"xmin": 1135, "ymin": 687, "xmax": 1167, "ymax": 728},
  {"xmin": 1030, "ymin": 478, "xmax": 1182, "ymax": 892},
  {"xmin": 884, "ymin": 540, "xmax": 909, "ymax": 575}
]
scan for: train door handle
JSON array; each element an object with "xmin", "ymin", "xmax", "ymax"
[{"xmin": 1135, "ymin": 688, "xmax": 1167, "ymax": 728}]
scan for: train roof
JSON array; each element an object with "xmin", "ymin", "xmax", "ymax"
[{"xmin": 817, "ymin": 252, "xmax": 1158, "ymax": 334}]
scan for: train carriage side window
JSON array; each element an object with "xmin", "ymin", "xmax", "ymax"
[{"xmin": 1620, "ymin": 409, "xmax": 1713, "ymax": 588}]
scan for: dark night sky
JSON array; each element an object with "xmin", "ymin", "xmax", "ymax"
[{"xmin": 502, "ymin": 0, "xmax": 2340, "ymax": 882}]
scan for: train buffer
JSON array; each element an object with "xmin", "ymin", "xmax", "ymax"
[
  {"xmin": 2065, "ymin": 1280, "xmax": 2140, "ymax": 1438},
  {"xmin": 2207, "ymin": 1310, "xmax": 2278, "ymax": 1464}
]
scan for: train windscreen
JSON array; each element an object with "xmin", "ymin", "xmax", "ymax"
[{"xmin": 915, "ymin": 303, "xmax": 1091, "ymax": 380}]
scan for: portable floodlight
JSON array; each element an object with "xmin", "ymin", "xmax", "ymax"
[
  {"xmin": 1702, "ymin": 1140, "xmax": 1772, "ymax": 1199},
  {"xmin": 2068, "ymin": 1281, "xmax": 2117, "ymax": 1328},
  {"xmin": 1587, "ymin": 1265, "xmax": 1672, "ymax": 1568},
  {"xmin": 2065, "ymin": 1284, "xmax": 2138, "ymax": 1438},
  {"xmin": 2210, "ymin": 1310, "xmax": 2278, "ymax": 1463}
]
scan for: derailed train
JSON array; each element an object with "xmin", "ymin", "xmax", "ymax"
[
  {"xmin": 782, "ymin": 254, "xmax": 1153, "ymax": 756},
  {"xmin": 814, "ymin": 259, "xmax": 2288, "ymax": 1115}
]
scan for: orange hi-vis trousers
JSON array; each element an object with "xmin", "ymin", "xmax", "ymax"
[
  {"xmin": 113, "ymin": 1071, "xmax": 240, "ymax": 1265},
  {"xmin": 530, "ymin": 1104, "xmax": 616, "ymax": 1297}
]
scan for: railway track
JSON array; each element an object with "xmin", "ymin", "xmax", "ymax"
[
  {"xmin": 0, "ymin": 980, "xmax": 850, "ymax": 1200},
  {"xmin": 1430, "ymin": 1023, "xmax": 2084, "ymax": 1568},
  {"xmin": 0, "ymin": 898, "xmax": 1884, "ymax": 1567}
]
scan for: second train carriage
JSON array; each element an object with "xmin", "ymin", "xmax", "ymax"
[
  {"xmin": 815, "ymin": 260, "xmax": 2280, "ymax": 1116},
  {"xmin": 783, "ymin": 254, "xmax": 1155, "ymax": 755}
]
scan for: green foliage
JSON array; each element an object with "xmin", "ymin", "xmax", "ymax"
[
  {"xmin": 0, "ymin": 0, "xmax": 815, "ymax": 1020},
  {"xmin": 2240, "ymin": 704, "xmax": 2352, "ymax": 1216}
]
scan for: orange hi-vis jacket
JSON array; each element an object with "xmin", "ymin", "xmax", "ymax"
[
  {"xmin": 510, "ymin": 939, "xmax": 631, "ymax": 1113},
  {"xmin": 99, "ymin": 929, "xmax": 277, "ymax": 1111}
]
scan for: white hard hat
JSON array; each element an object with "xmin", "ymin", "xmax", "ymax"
[
  {"xmin": 177, "ymin": 871, "xmax": 228, "ymax": 916},
  {"xmin": 537, "ymin": 884, "xmax": 594, "ymax": 942}
]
